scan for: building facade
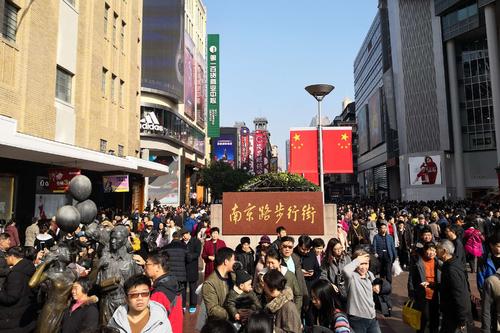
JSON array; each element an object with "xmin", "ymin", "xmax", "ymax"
[
  {"xmin": 140, "ymin": 0, "xmax": 208, "ymax": 207},
  {"xmin": 0, "ymin": 0, "xmax": 167, "ymax": 226}
]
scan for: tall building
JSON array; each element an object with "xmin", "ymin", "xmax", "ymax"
[
  {"xmin": 0, "ymin": 0, "xmax": 166, "ymax": 225},
  {"xmin": 140, "ymin": 0, "xmax": 208, "ymax": 206}
]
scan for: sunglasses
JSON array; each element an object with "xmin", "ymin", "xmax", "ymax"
[
  {"xmin": 281, "ymin": 244, "xmax": 293, "ymax": 249},
  {"xmin": 128, "ymin": 292, "xmax": 150, "ymax": 299}
]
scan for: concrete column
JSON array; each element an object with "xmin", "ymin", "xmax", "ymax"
[
  {"xmin": 141, "ymin": 148, "xmax": 150, "ymax": 208},
  {"xmin": 485, "ymin": 4, "xmax": 500, "ymax": 186},
  {"xmin": 446, "ymin": 40, "xmax": 466, "ymax": 198}
]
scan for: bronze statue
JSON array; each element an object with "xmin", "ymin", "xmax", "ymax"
[
  {"xmin": 29, "ymin": 245, "xmax": 78, "ymax": 333},
  {"xmin": 96, "ymin": 225, "xmax": 142, "ymax": 324}
]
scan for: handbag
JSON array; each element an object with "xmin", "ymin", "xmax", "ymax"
[{"xmin": 403, "ymin": 299, "xmax": 421, "ymax": 330}]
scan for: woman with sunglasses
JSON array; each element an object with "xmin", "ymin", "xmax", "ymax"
[{"xmin": 109, "ymin": 274, "xmax": 173, "ymax": 333}]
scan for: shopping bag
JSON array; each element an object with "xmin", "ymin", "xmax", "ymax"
[
  {"xmin": 402, "ymin": 299, "xmax": 421, "ymax": 330},
  {"xmin": 392, "ymin": 258, "xmax": 403, "ymax": 277}
]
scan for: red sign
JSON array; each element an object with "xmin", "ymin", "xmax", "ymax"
[
  {"xmin": 254, "ymin": 130, "xmax": 267, "ymax": 175},
  {"xmin": 223, "ymin": 192, "xmax": 324, "ymax": 235},
  {"xmin": 48, "ymin": 168, "xmax": 81, "ymax": 193},
  {"xmin": 240, "ymin": 127, "xmax": 250, "ymax": 170}
]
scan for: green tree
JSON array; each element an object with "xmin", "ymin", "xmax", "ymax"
[
  {"xmin": 238, "ymin": 172, "xmax": 320, "ymax": 192},
  {"xmin": 199, "ymin": 161, "xmax": 252, "ymax": 202}
]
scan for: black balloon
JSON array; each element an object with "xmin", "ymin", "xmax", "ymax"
[
  {"xmin": 76, "ymin": 199, "xmax": 98, "ymax": 225},
  {"xmin": 69, "ymin": 175, "xmax": 92, "ymax": 201},
  {"xmin": 56, "ymin": 205, "xmax": 81, "ymax": 233}
]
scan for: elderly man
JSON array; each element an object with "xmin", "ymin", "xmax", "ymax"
[{"xmin": 436, "ymin": 239, "xmax": 471, "ymax": 333}]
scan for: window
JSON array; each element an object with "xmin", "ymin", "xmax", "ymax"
[
  {"xmin": 118, "ymin": 145, "xmax": 124, "ymax": 157},
  {"xmin": 121, "ymin": 21, "xmax": 126, "ymax": 51},
  {"xmin": 101, "ymin": 68, "xmax": 107, "ymax": 95},
  {"xmin": 100, "ymin": 139, "xmax": 107, "ymax": 153},
  {"xmin": 113, "ymin": 13, "xmax": 118, "ymax": 44},
  {"xmin": 65, "ymin": 0, "xmax": 76, "ymax": 7},
  {"xmin": 3, "ymin": 1, "xmax": 18, "ymax": 42},
  {"xmin": 104, "ymin": 4, "xmax": 109, "ymax": 36},
  {"xmin": 111, "ymin": 74, "xmax": 116, "ymax": 102},
  {"xmin": 55, "ymin": 67, "xmax": 73, "ymax": 103},
  {"xmin": 119, "ymin": 79, "xmax": 124, "ymax": 105}
]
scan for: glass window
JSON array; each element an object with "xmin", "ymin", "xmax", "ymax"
[
  {"xmin": 56, "ymin": 67, "xmax": 73, "ymax": 103},
  {"xmin": 118, "ymin": 144, "xmax": 124, "ymax": 157},
  {"xmin": 113, "ymin": 13, "xmax": 118, "ymax": 44},
  {"xmin": 121, "ymin": 21, "xmax": 126, "ymax": 51},
  {"xmin": 66, "ymin": 0, "xmax": 76, "ymax": 7},
  {"xmin": 100, "ymin": 139, "xmax": 107, "ymax": 153},
  {"xmin": 120, "ymin": 80, "xmax": 124, "ymax": 105},
  {"xmin": 3, "ymin": 1, "xmax": 18, "ymax": 42},
  {"xmin": 102, "ymin": 68, "xmax": 107, "ymax": 95},
  {"xmin": 0, "ymin": 176, "xmax": 14, "ymax": 221},
  {"xmin": 111, "ymin": 74, "xmax": 116, "ymax": 102},
  {"xmin": 104, "ymin": 4, "xmax": 109, "ymax": 36}
]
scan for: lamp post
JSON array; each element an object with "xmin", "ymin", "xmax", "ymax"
[{"xmin": 305, "ymin": 84, "xmax": 334, "ymax": 203}]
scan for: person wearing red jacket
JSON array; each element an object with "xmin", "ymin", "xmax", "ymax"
[
  {"xmin": 202, "ymin": 227, "xmax": 226, "ymax": 279},
  {"xmin": 145, "ymin": 252, "xmax": 183, "ymax": 333}
]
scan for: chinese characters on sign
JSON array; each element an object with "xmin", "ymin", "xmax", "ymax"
[
  {"xmin": 223, "ymin": 192, "xmax": 324, "ymax": 235},
  {"xmin": 207, "ymin": 34, "xmax": 220, "ymax": 138},
  {"xmin": 48, "ymin": 168, "xmax": 81, "ymax": 193}
]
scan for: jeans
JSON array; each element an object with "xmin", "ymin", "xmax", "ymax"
[{"xmin": 348, "ymin": 315, "xmax": 381, "ymax": 333}]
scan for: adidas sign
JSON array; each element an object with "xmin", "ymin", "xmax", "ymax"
[{"xmin": 140, "ymin": 112, "xmax": 164, "ymax": 132}]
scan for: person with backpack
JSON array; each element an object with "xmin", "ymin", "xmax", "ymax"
[
  {"xmin": 144, "ymin": 252, "xmax": 183, "ymax": 333},
  {"xmin": 464, "ymin": 222, "xmax": 484, "ymax": 273},
  {"xmin": 310, "ymin": 279, "xmax": 352, "ymax": 332}
]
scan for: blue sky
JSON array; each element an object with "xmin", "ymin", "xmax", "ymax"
[{"xmin": 205, "ymin": 1, "xmax": 378, "ymax": 169}]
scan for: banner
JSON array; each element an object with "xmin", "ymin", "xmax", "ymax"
[
  {"xmin": 207, "ymin": 34, "xmax": 220, "ymax": 137},
  {"xmin": 212, "ymin": 134, "xmax": 236, "ymax": 168},
  {"xmin": 196, "ymin": 62, "xmax": 205, "ymax": 128},
  {"xmin": 240, "ymin": 127, "xmax": 250, "ymax": 171},
  {"xmin": 357, "ymin": 105, "xmax": 369, "ymax": 155},
  {"xmin": 223, "ymin": 192, "xmax": 324, "ymax": 235},
  {"xmin": 369, "ymin": 88, "xmax": 383, "ymax": 148},
  {"xmin": 48, "ymin": 168, "xmax": 81, "ymax": 192},
  {"xmin": 409, "ymin": 155, "xmax": 441, "ymax": 185},
  {"xmin": 184, "ymin": 34, "xmax": 195, "ymax": 120},
  {"xmin": 289, "ymin": 128, "xmax": 318, "ymax": 174},
  {"xmin": 103, "ymin": 175, "xmax": 130, "ymax": 193},
  {"xmin": 149, "ymin": 156, "xmax": 180, "ymax": 205},
  {"xmin": 248, "ymin": 134, "xmax": 255, "ymax": 174},
  {"xmin": 323, "ymin": 127, "xmax": 354, "ymax": 174},
  {"xmin": 254, "ymin": 130, "xmax": 267, "ymax": 175}
]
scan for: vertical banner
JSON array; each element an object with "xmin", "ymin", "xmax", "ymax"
[
  {"xmin": 240, "ymin": 127, "xmax": 250, "ymax": 171},
  {"xmin": 207, "ymin": 34, "xmax": 220, "ymax": 137},
  {"xmin": 184, "ymin": 34, "xmax": 195, "ymax": 120},
  {"xmin": 248, "ymin": 134, "xmax": 255, "ymax": 174},
  {"xmin": 322, "ymin": 127, "xmax": 354, "ymax": 174},
  {"xmin": 196, "ymin": 62, "xmax": 205, "ymax": 128},
  {"xmin": 254, "ymin": 130, "xmax": 267, "ymax": 175}
]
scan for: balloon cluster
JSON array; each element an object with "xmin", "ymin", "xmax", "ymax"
[{"xmin": 55, "ymin": 175, "xmax": 97, "ymax": 233}]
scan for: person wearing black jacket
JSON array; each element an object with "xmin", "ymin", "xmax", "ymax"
[
  {"xmin": 60, "ymin": 277, "xmax": 99, "ymax": 333},
  {"xmin": 0, "ymin": 233, "xmax": 11, "ymax": 290},
  {"xmin": 444, "ymin": 225, "xmax": 467, "ymax": 270},
  {"xmin": 0, "ymin": 246, "xmax": 37, "ymax": 333},
  {"xmin": 164, "ymin": 231, "xmax": 188, "ymax": 306},
  {"xmin": 437, "ymin": 240, "xmax": 471, "ymax": 333},
  {"xmin": 235, "ymin": 237, "xmax": 255, "ymax": 277},
  {"xmin": 182, "ymin": 228, "xmax": 202, "ymax": 313}
]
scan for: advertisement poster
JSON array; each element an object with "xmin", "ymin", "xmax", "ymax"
[
  {"xmin": 369, "ymin": 88, "xmax": 383, "ymax": 148},
  {"xmin": 207, "ymin": 34, "xmax": 220, "ymax": 137},
  {"xmin": 103, "ymin": 175, "xmax": 130, "ymax": 193},
  {"xmin": 248, "ymin": 134, "xmax": 255, "ymax": 174},
  {"xmin": 409, "ymin": 155, "xmax": 441, "ymax": 185},
  {"xmin": 34, "ymin": 176, "xmax": 67, "ymax": 219},
  {"xmin": 48, "ymin": 168, "xmax": 81, "ymax": 193},
  {"xmin": 184, "ymin": 34, "xmax": 195, "ymax": 120},
  {"xmin": 213, "ymin": 134, "xmax": 236, "ymax": 168},
  {"xmin": 240, "ymin": 127, "xmax": 250, "ymax": 170},
  {"xmin": 357, "ymin": 105, "xmax": 369, "ymax": 155},
  {"xmin": 254, "ymin": 130, "xmax": 267, "ymax": 175},
  {"xmin": 142, "ymin": 0, "xmax": 184, "ymax": 101},
  {"xmin": 148, "ymin": 156, "xmax": 180, "ymax": 205},
  {"xmin": 196, "ymin": 62, "xmax": 205, "ymax": 128}
]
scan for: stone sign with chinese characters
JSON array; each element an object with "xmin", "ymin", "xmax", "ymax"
[{"xmin": 222, "ymin": 192, "xmax": 324, "ymax": 235}]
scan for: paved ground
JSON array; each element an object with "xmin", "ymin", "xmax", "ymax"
[{"xmin": 183, "ymin": 271, "xmax": 482, "ymax": 332}]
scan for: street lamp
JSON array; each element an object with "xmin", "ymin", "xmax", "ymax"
[{"xmin": 305, "ymin": 84, "xmax": 334, "ymax": 202}]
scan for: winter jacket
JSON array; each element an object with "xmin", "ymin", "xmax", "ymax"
[
  {"xmin": 0, "ymin": 258, "xmax": 37, "ymax": 333},
  {"xmin": 373, "ymin": 278, "xmax": 392, "ymax": 316},
  {"xmin": 202, "ymin": 239, "xmax": 227, "ymax": 279},
  {"xmin": 185, "ymin": 237, "xmax": 202, "ymax": 282},
  {"xmin": 294, "ymin": 247, "xmax": 321, "ymax": 291},
  {"xmin": 150, "ymin": 274, "xmax": 183, "ymax": 333},
  {"xmin": 256, "ymin": 267, "xmax": 303, "ymax": 314},
  {"xmin": 24, "ymin": 223, "xmax": 39, "ymax": 247},
  {"xmin": 184, "ymin": 217, "xmax": 197, "ymax": 233},
  {"xmin": 108, "ymin": 300, "xmax": 173, "ymax": 333},
  {"xmin": 202, "ymin": 269, "xmax": 233, "ymax": 321},
  {"xmin": 164, "ymin": 240, "xmax": 188, "ymax": 282},
  {"xmin": 284, "ymin": 254, "xmax": 309, "ymax": 305},
  {"xmin": 60, "ymin": 296, "xmax": 99, "ymax": 333},
  {"xmin": 396, "ymin": 227, "xmax": 413, "ymax": 251},
  {"xmin": 347, "ymin": 224, "xmax": 369, "ymax": 248},
  {"xmin": 478, "ymin": 254, "xmax": 498, "ymax": 295},
  {"xmin": 464, "ymin": 228, "xmax": 484, "ymax": 257},
  {"xmin": 481, "ymin": 269, "xmax": 500, "ymax": 333},
  {"xmin": 439, "ymin": 257, "xmax": 471, "ymax": 328},
  {"xmin": 235, "ymin": 244, "xmax": 256, "ymax": 277},
  {"xmin": 265, "ymin": 287, "xmax": 302, "ymax": 333},
  {"xmin": 372, "ymin": 233, "xmax": 397, "ymax": 262},
  {"xmin": 0, "ymin": 250, "xmax": 8, "ymax": 290},
  {"xmin": 5, "ymin": 225, "xmax": 20, "ymax": 247},
  {"xmin": 320, "ymin": 255, "xmax": 351, "ymax": 307},
  {"xmin": 452, "ymin": 238, "xmax": 467, "ymax": 270},
  {"xmin": 34, "ymin": 233, "xmax": 54, "ymax": 251},
  {"xmin": 407, "ymin": 256, "xmax": 441, "ymax": 309},
  {"xmin": 223, "ymin": 286, "xmax": 262, "ymax": 320}
]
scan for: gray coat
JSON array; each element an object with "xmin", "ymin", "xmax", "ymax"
[{"xmin": 109, "ymin": 301, "xmax": 172, "ymax": 333}]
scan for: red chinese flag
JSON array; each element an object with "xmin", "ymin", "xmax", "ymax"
[
  {"xmin": 323, "ymin": 127, "xmax": 353, "ymax": 173},
  {"xmin": 289, "ymin": 128, "xmax": 318, "ymax": 174},
  {"xmin": 303, "ymin": 172, "xmax": 319, "ymax": 185}
]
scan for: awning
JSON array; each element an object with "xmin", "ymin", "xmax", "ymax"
[{"xmin": 0, "ymin": 115, "xmax": 168, "ymax": 177}]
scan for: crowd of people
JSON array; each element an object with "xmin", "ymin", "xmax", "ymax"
[{"xmin": 0, "ymin": 199, "xmax": 499, "ymax": 332}]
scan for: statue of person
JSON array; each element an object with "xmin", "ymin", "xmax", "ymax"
[
  {"xmin": 29, "ymin": 245, "xmax": 78, "ymax": 333},
  {"xmin": 97, "ymin": 225, "xmax": 142, "ymax": 324}
]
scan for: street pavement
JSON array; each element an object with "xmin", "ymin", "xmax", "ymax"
[{"xmin": 183, "ymin": 271, "xmax": 481, "ymax": 332}]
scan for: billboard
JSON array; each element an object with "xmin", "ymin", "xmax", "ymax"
[
  {"xmin": 223, "ymin": 192, "xmax": 324, "ymax": 235},
  {"xmin": 184, "ymin": 34, "xmax": 195, "ymax": 120},
  {"xmin": 212, "ymin": 134, "xmax": 237, "ymax": 168},
  {"xmin": 103, "ymin": 175, "xmax": 130, "ymax": 193},
  {"xmin": 368, "ymin": 88, "xmax": 383, "ymax": 148},
  {"xmin": 409, "ymin": 155, "xmax": 442, "ymax": 185},
  {"xmin": 48, "ymin": 168, "xmax": 81, "ymax": 193},
  {"xmin": 142, "ymin": 0, "xmax": 184, "ymax": 101},
  {"xmin": 254, "ymin": 130, "xmax": 268, "ymax": 175},
  {"xmin": 196, "ymin": 60, "xmax": 206, "ymax": 128},
  {"xmin": 148, "ymin": 156, "xmax": 180, "ymax": 205},
  {"xmin": 207, "ymin": 34, "xmax": 220, "ymax": 137},
  {"xmin": 240, "ymin": 127, "xmax": 250, "ymax": 170},
  {"xmin": 357, "ymin": 105, "xmax": 369, "ymax": 155}
]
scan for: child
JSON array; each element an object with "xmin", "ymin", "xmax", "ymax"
[{"xmin": 224, "ymin": 270, "xmax": 262, "ymax": 326}]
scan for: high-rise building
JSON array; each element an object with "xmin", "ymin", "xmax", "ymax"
[
  {"xmin": 0, "ymin": 0, "xmax": 166, "ymax": 224},
  {"xmin": 140, "ymin": 0, "xmax": 208, "ymax": 206}
]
